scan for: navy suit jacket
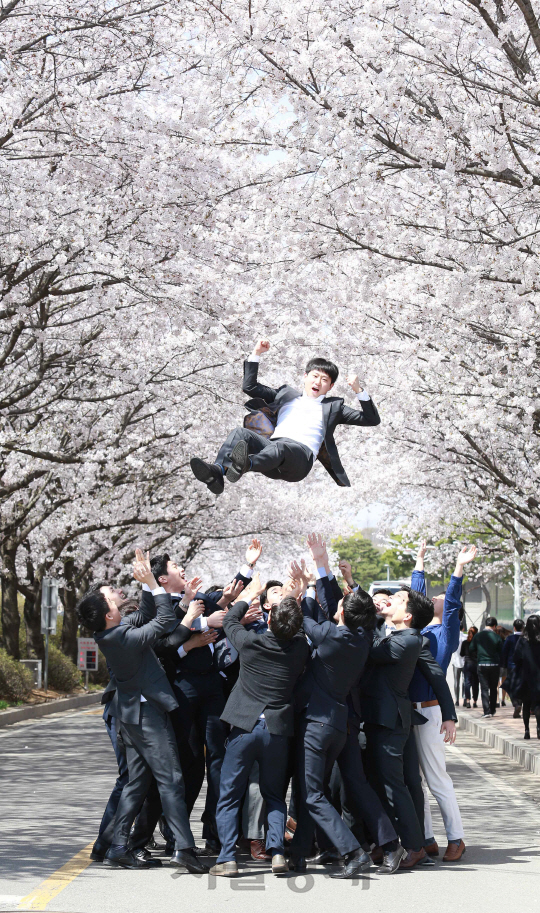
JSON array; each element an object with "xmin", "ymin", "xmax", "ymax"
[{"xmin": 296, "ymin": 600, "xmax": 372, "ymax": 733}]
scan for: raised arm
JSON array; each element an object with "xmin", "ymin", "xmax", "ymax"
[
  {"xmin": 441, "ymin": 546, "xmax": 477, "ymax": 659},
  {"xmin": 223, "ymin": 599, "xmax": 255, "ymax": 652},
  {"xmin": 242, "ymin": 338, "xmax": 279, "ymax": 402},
  {"xmin": 336, "ymin": 376, "xmax": 380, "ymax": 427},
  {"xmin": 411, "ymin": 539, "xmax": 427, "ymax": 596},
  {"xmin": 123, "ymin": 552, "xmax": 178, "ymax": 649}
]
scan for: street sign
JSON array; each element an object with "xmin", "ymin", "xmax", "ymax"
[
  {"xmin": 77, "ymin": 637, "xmax": 99, "ymax": 671},
  {"xmin": 41, "ymin": 578, "xmax": 58, "ymax": 635}
]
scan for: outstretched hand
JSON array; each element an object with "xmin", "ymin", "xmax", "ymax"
[
  {"xmin": 245, "ymin": 537, "xmax": 262, "ymax": 566},
  {"xmin": 184, "ymin": 575, "xmax": 203, "ymax": 603},
  {"xmin": 217, "ymin": 578, "xmax": 245, "ymax": 608},
  {"xmin": 133, "ymin": 549, "xmax": 156, "ymax": 589},
  {"xmin": 454, "ymin": 545, "xmax": 477, "ymax": 578},
  {"xmin": 307, "ymin": 532, "xmax": 328, "ymax": 566}
]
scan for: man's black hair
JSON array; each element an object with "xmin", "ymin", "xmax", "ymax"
[
  {"xmin": 76, "ymin": 585, "xmax": 109, "ymax": 633},
  {"xmin": 513, "ymin": 618, "xmax": 525, "ymax": 632},
  {"xmin": 269, "ymin": 596, "xmax": 303, "ymax": 640},
  {"xmin": 261, "ymin": 579, "xmax": 283, "ymax": 609},
  {"xmin": 486, "ymin": 616, "xmax": 498, "ymax": 628},
  {"xmin": 150, "ymin": 554, "xmax": 170, "ymax": 582},
  {"xmin": 342, "ymin": 590, "xmax": 377, "ymax": 632},
  {"xmin": 403, "ymin": 588, "xmax": 434, "ymax": 631},
  {"xmin": 305, "ymin": 357, "xmax": 339, "ymax": 385},
  {"xmin": 205, "ymin": 585, "xmax": 223, "ymax": 595},
  {"xmin": 373, "ymin": 588, "xmax": 393, "ymax": 598}
]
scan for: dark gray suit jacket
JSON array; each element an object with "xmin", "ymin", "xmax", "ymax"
[
  {"xmin": 96, "ymin": 592, "xmax": 179, "ymax": 725},
  {"xmin": 221, "ymin": 600, "xmax": 309, "ymax": 736},
  {"xmin": 242, "ymin": 360, "xmax": 380, "ymax": 487},
  {"xmin": 360, "ymin": 626, "xmax": 457, "ymax": 730}
]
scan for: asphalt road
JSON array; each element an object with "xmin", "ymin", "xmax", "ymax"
[{"xmin": 1, "ymin": 707, "xmax": 540, "ymax": 913}]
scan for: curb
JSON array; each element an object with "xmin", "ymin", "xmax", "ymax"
[
  {"xmin": 457, "ymin": 711, "xmax": 540, "ymax": 776},
  {"xmin": 0, "ymin": 691, "xmax": 105, "ymax": 728}
]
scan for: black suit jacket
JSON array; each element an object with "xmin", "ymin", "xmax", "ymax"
[
  {"xmin": 97, "ymin": 592, "xmax": 179, "ymax": 725},
  {"xmin": 242, "ymin": 361, "xmax": 380, "ymax": 488},
  {"xmin": 153, "ymin": 569, "xmax": 252, "ymax": 678},
  {"xmin": 360, "ymin": 627, "xmax": 456, "ymax": 730},
  {"xmin": 295, "ymin": 602, "xmax": 372, "ymax": 733},
  {"xmin": 221, "ymin": 601, "xmax": 309, "ymax": 736}
]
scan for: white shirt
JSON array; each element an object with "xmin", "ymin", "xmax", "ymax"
[{"xmin": 248, "ymin": 353, "xmax": 370, "ymax": 459}]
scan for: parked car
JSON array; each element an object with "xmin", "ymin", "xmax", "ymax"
[{"xmin": 368, "ymin": 578, "xmax": 411, "ymax": 596}]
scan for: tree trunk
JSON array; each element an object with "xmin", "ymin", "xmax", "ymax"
[
  {"xmin": 23, "ymin": 586, "xmax": 44, "ymax": 660},
  {"xmin": 1, "ymin": 551, "xmax": 20, "ymax": 659},
  {"xmin": 61, "ymin": 558, "xmax": 78, "ymax": 664}
]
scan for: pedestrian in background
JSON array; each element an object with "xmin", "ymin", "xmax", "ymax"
[
  {"xmin": 461, "ymin": 626, "xmax": 479, "ymax": 709},
  {"xmin": 513, "ymin": 615, "xmax": 540, "ymax": 740},
  {"xmin": 451, "ymin": 615, "xmax": 467, "ymax": 706},
  {"xmin": 501, "ymin": 619, "xmax": 524, "ymax": 718}
]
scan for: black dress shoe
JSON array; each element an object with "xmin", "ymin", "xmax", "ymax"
[
  {"xmin": 170, "ymin": 849, "xmax": 209, "ymax": 874},
  {"xmin": 513, "ymin": 707, "xmax": 521, "ymax": 718},
  {"xmin": 90, "ymin": 839, "xmax": 109, "ymax": 862},
  {"xmin": 330, "ymin": 848, "xmax": 371, "ymax": 879},
  {"xmin": 377, "ymin": 846, "xmax": 406, "ymax": 874},
  {"xmin": 226, "ymin": 441, "xmax": 250, "ymax": 483},
  {"xmin": 205, "ymin": 838, "xmax": 221, "ymax": 855},
  {"xmin": 132, "ymin": 848, "xmax": 162, "ymax": 867},
  {"xmin": 190, "ymin": 458, "xmax": 224, "ymax": 495},
  {"xmin": 104, "ymin": 848, "xmax": 155, "ymax": 869},
  {"xmin": 307, "ymin": 849, "xmax": 342, "ymax": 865},
  {"xmin": 289, "ymin": 857, "xmax": 307, "ymax": 873}
]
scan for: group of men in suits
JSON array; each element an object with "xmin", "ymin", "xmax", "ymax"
[{"xmin": 76, "ymin": 529, "xmax": 471, "ymax": 878}]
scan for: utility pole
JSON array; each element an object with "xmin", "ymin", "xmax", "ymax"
[
  {"xmin": 514, "ymin": 550, "xmax": 522, "ymax": 620},
  {"xmin": 514, "ymin": 522, "xmax": 523, "ymax": 621}
]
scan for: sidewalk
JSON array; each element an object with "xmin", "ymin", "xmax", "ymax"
[{"xmin": 458, "ymin": 703, "xmax": 540, "ymax": 775}]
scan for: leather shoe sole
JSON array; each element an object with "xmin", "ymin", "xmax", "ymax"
[
  {"xmin": 190, "ymin": 458, "xmax": 224, "ymax": 495},
  {"xmin": 226, "ymin": 442, "xmax": 249, "ymax": 482}
]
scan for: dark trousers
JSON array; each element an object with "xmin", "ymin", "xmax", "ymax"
[
  {"xmin": 291, "ymin": 718, "xmax": 360, "ymax": 858},
  {"xmin": 453, "ymin": 666, "xmax": 464, "ymax": 702},
  {"xmin": 364, "ymin": 722, "xmax": 424, "ymax": 852},
  {"xmin": 172, "ymin": 671, "xmax": 228, "ymax": 836},
  {"xmin": 478, "ymin": 665, "xmax": 500, "ymax": 715},
  {"xmin": 98, "ymin": 713, "xmax": 129, "ymax": 840},
  {"xmin": 522, "ymin": 693, "xmax": 540, "ymax": 733},
  {"xmin": 216, "ymin": 428, "xmax": 313, "ymax": 483},
  {"xmin": 337, "ymin": 720, "xmax": 397, "ymax": 849},
  {"xmin": 113, "ymin": 702, "xmax": 194, "ymax": 851},
  {"xmin": 216, "ymin": 720, "xmax": 290, "ymax": 863},
  {"xmin": 463, "ymin": 660, "xmax": 479, "ymax": 702}
]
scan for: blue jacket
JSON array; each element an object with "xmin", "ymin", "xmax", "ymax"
[
  {"xmin": 409, "ymin": 570, "xmax": 462, "ymax": 703},
  {"xmin": 502, "ymin": 632, "xmax": 521, "ymax": 669}
]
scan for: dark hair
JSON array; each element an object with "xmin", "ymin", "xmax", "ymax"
[
  {"xmin": 120, "ymin": 598, "xmax": 140, "ymax": 618},
  {"xmin": 373, "ymin": 588, "xmax": 393, "ymax": 597},
  {"xmin": 513, "ymin": 619, "xmax": 525, "ymax": 632},
  {"xmin": 486, "ymin": 616, "xmax": 498, "ymax": 628},
  {"xmin": 524, "ymin": 614, "xmax": 540, "ymax": 644},
  {"xmin": 150, "ymin": 553, "xmax": 170, "ymax": 582},
  {"xmin": 205, "ymin": 585, "xmax": 223, "ymax": 595},
  {"xmin": 261, "ymin": 579, "xmax": 283, "ymax": 609},
  {"xmin": 305, "ymin": 357, "xmax": 338, "ymax": 385},
  {"xmin": 76, "ymin": 585, "xmax": 109, "ymax": 633},
  {"xmin": 269, "ymin": 596, "xmax": 303, "ymax": 640},
  {"xmin": 342, "ymin": 590, "xmax": 377, "ymax": 632},
  {"xmin": 404, "ymin": 589, "xmax": 434, "ymax": 630},
  {"xmin": 467, "ymin": 625, "xmax": 478, "ymax": 642}
]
